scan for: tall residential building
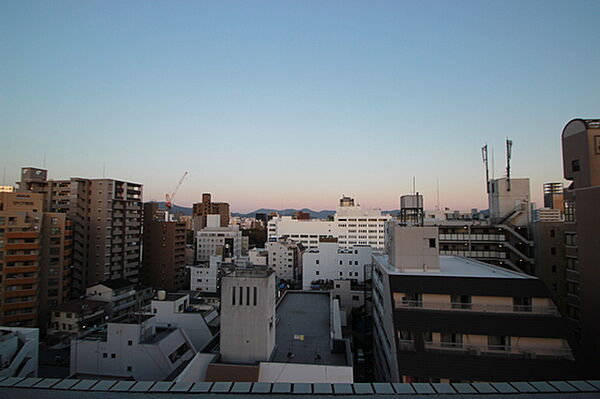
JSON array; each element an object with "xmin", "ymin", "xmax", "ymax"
[
  {"xmin": 266, "ymin": 239, "xmax": 303, "ymax": 282},
  {"xmin": 17, "ymin": 167, "xmax": 143, "ymax": 296},
  {"xmin": 192, "ymin": 193, "xmax": 230, "ymax": 231},
  {"xmin": 561, "ymin": 118, "xmax": 600, "ymax": 376},
  {"xmin": 372, "ymin": 223, "xmax": 578, "ymax": 382},
  {"xmin": 0, "ymin": 192, "xmax": 71, "ymax": 332},
  {"xmin": 141, "ymin": 202, "xmax": 186, "ymax": 291},
  {"xmin": 267, "ymin": 196, "xmax": 390, "ymax": 249}
]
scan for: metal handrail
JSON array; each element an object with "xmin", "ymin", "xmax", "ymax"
[{"xmin": 396, "ymin": 300, "xmax": 559, "ymax": 315}]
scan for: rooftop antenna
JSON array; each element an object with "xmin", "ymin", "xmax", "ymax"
[
  {"xmin": 506, "ymin": 138, "xmax": 513, "ymax": 191},
  {"xmin": 2, "ymin": 166, "xmax": 6, "ymax": 186},
  {"xmin": 482, "ymin": 144, "xmax": 490, "ymax": 193},
  {"xmin": 491, "ymin": 146, "xmax": 495, "ymax": 179},
  {"xmin": 43, "ymin": 153, "xmax": 46, "ymax": 168},
  {"xmin": 412, "ymin": 176, "xmax": 416, "ymax": 195},
  {"xmin": 436, "ymin": 178, "xmax": 440, "ymax": 210}
]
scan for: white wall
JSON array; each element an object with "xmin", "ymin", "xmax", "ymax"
[
  {"xmin": 189, "ymin": 256, "xmax": 219, "ymax": 293},
  {"xmin": 302, "ymin": 243, "xmax": 372, "ymax": 290}
]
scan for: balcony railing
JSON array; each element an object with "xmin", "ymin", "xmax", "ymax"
[
  {"xmin": 424, "ymin": 342, "xmax": 574, "ymax": 360},
  {"xmin": 396, "ymin": 300, "xmax": 559, "ymax": 316}
]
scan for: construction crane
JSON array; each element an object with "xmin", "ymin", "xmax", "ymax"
[{"xmin": 165, "ymin": 171, "xmax": 188, "ymax": 221}]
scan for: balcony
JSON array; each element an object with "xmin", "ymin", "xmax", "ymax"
[
  {"xmin": 396, "ymin": 300, "xmax": 559, "ymax": 316},
  {"xmin": 424, "ymin": 342, "xmax": 574, "ymax": 360}
]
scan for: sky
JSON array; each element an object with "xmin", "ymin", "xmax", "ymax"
[{"xmin": 1, "ymin": 1, "xmax": 599, "ymax": 213}]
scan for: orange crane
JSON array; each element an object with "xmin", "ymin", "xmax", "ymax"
[{"xmin": 165, "ymin": 171, "xmax": 188, "ymax": 220}]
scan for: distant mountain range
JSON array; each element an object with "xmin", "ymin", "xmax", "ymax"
[{"xmin": 148, "ymin": 202, "xmax": 400, "ymax": 219}]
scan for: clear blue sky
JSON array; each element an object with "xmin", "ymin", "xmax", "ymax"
[{"xmin": 2, "ymin": 1, "xmax": 599, "ymax": 213}]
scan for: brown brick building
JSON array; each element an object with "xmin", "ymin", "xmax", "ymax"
[
  {"xmin": 192, "ymin": 193, "xmax": 230, "ymax": 230},
  {"xmin": 141, "ymin": 202, "xmax": 186, "ymax": 291}
]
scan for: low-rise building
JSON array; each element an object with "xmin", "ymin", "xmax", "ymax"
[
  {"xmin": 86, "ymin": 279, "xmax": 151, "ymax": 318},
  {"xmin": 48, "ymin": 299, "xmax": 108, "ymax": 338},
  {"xmin": 248, "ymin": 248, "xmax": 268, "ymax": 266},
  {"xmin": 302, "ymin": 238, "xmax": 372, "ymax": 290},
  {"xmin": 150, "ymin": 293, "xmax": 214, "ymax": 351},
  {"xmin": 70, "ymin": 314, "xmax": 196, "ymax": 380},
  {"xmin": 0, "ymin": 327, "xmax": 38, "ymax": 378}
]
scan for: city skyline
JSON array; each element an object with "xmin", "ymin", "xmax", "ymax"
[{"xmin": 2, "ymin": 1, "xmax": 600, "ymax": 213}]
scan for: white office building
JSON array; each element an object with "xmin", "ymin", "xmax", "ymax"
[
  {"xmin": 267, "ymin": 240, "xmax": 303, "ymax": 282},
  {"xmin": 196, "ymin": 218, "xmax": 242, "ymax": 262},
  {"xmin": 302, "ymin": 238, "xmax": 373, "ymax": 290},
  {"xmin": 267, "ymin": 197, "xmax": 390, "ymax": 250},
  {"xmin": 188, "ymin": 256, "xmax": 221, "ymax": 293}
]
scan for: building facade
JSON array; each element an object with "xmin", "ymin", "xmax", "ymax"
[
  {"xmin": 17, "ymin": 167, "xmax": 143, "ymax": 296},
  {"xmin": 192, "ymin": 193, "xmax": 230, "ymax": 231},
  {"xmin": 196, "ymin": 223, "xmax": 242, "ymax": 262},
  {"xmin": 372, "ymin": 223, "xmax": 578, "ymax": 383},
  {"xmin": 267, "ymin": 197, "xmax": 390, "ymax": 250},
  {"xmin": 266, "ymin": 239, "xmax": 303, "ymax": 282},
  {"xmin": 302, "ymin": 239, "xmax": 372, "ymax": 290},
  {"xmin": 561, "ymin": 118, "xmax": 600, "ymax": 376},
  {"xmin": 0, "ymin": 191, "xmax": 71, "ymax": 332},
  {"xmin": 142, "ymin": 202, "xmax": 186, "ymax": 291}
]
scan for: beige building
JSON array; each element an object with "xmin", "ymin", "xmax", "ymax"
[
  {"xmin": 561, "ymin": 118, "xmax": 600, "ymax": 376},
  {"xmin": 0, "ymin": 191, "xmax": 71, "ymax": 332},
  {"xmin": 18, "ymin": 167, "xmax": 143, "ymax": 296}
]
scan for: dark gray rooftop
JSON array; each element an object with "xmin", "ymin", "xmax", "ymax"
[
  {"xmin": 271, "ymin": 291, "xmax": 346, "ymax": 366},
  {"xmin": 1, "ymin": 378, "xmax": 599, "ymax": 398}
]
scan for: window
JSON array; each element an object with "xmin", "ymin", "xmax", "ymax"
[
  {"xmin": 550, "ymin": 247, "xmax": 556, "ymax": 255},
  {"xmin": 451, "ymin": 295, "xmax": 471, "ymax": 309},
  {"xmin": 127, "ymin": 366, "xmax": 132, "ymax": 372},
  {"xmin": 552, "ymin": 265, "xmax": 557, "ymax": 273},
  {"xmin": 572, "ymin": 159, "xmax": 580, "ymax": 172},
  {"xmin": 103, "ymin": 353, "xmax": 107, "ymax": 358},
  {"xmin": 253, "ymin": 287, "xmax": 257, "ymax": 306},
  {"xmin": 423, "ymin": 331, "xmax": 433, "ymax": 343},
  {"xmin": 429, "ymin": 238, "xmax": 436, "ymax": 248},
  {"xmin": 402, "ymin": 293, "xmax": 422, "ymax": 307},
  {"xmin": 315, "ymin": 271, "xmax": 319, "ymax": 275},
  {"xmin": 111, "ymin": 353, "xmax": 116, "ymax": 358},
  {"xmin": 488, "ymin": 335, "xmax": 510, "ymax": 350},
  {"xmin": 352, "ymin": 295, "xmax": 360, "ymax": 301},
  {"xmin": 550, "ymin": 229, "xmax": 555, "ymax": 238},
  {"xmin": 441, "ymin": 333, "xmax": 462, "ymax": 348},
  {"xmin": 513, "ymin": 297, "xmax": 532, "ymax": 312},
  {"xmin": 246, "ymin": 286, "xmax": 250, "ymax": 305},
  {"xmin": 128, "ymin": 340, "xmax": 132, "ymax": 346}
]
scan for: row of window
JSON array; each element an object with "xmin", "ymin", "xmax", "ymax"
[{"xmin": 232, "ymin": 286, "xmax": 258, "ymax": 306}]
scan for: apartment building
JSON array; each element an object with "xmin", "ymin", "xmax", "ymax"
[
  {"xmin": 561, "ymin": 118, "xmax": 600, "ymax": 376},
  {"xmin": 266, "ymin": 239, "xmax": 303, "ymax": 282},
  {"xmin": 302, "ymin": 238, "xmax": 372, "ymax": 290},
  {"xmin": 142, "ymin": 202, "xmax": 186, "ymax": 291},
  {"xmin": 47, "ymin": 299, "xmax": 108, "ymax": 337},
  {"xmin": 188, "ymin": 255, "xmax": 221, "ymax": 293},
  {"xmin": 267, "ymin": 196, "xmax": 390, "ymax": 250},
  {"xmin": 193, "ymin": 193, "xmax": 230, "ymax": 231},
  {"xmin": 17, "ymin": 167, "xmax": 143, "ymax": 296},
  {"xmin": 0, "ymin": 192, "xmax": 71, "ymax": 331},
  {"xmin": 372, "ymin": 223, "xmax": 578, "ymax": 383},
  {"xmin": 86, "ymin": 279, "xmax": 152, "ymax": 318}
]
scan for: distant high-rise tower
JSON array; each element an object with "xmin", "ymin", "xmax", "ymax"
[{"xmin": 192, "ymin": 193, "xmax": 230, "ymax": 231}]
